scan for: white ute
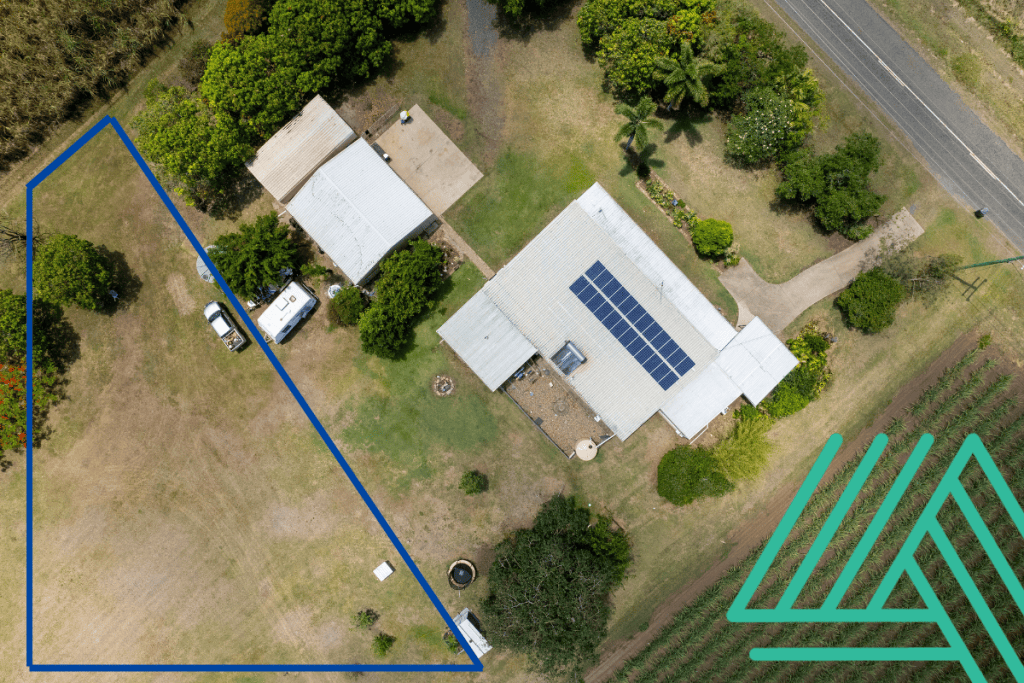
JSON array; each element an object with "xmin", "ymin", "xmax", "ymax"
[{"xmin": 204, "ymin": 301, "xmax": 246, "ymax": 351}]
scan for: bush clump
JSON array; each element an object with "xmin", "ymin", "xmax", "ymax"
[
  {"xmin": 372, "ymin": 633, "xmax": 396, "ymax": 657},
  {"xmin": 222, "ymin": 0, "xmax": 269, "ymax": 42},
  {"xmin": 690, "ymin": 218, "xmax": 733, "ymax": 257},
  {"xmin": 178, "ymin": 40, "xmax": 213, "ymax": 88},
  {"xmin": 34, "ymin": 234, "xmax": 114, "ymax": 311},
  {"xmin": 657, "ymin": 445, "xmax": 734, "ymax": 506},
  {"xmin": 352, "ymin": 609, "xmax": 379, "ymax": 629},
  {"xmin": 762, "ymin": 324, "xmax": 832, "ymax": 418},
  {"xmin": 836, "ymin": 268, "xmax": 904, "ymax": 333},
  {"xmin": 459, "ymin": 470, "xmax": 489, "ymax": 495},
  {"xmin": 328, "ymin": 287, "xmax": 366, "ymax": 327}
]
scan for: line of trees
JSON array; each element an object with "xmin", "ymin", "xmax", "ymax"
[{"xmin": 133, "ymin": 0, "xmax": 438, "ymax": 209}]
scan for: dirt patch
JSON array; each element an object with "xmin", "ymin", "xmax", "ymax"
[
  {"xmin": 165, "ymin": 272, "xmax": 197, "ymax": 316},
  {"xmin": 427, "ymin": 230, "xmax": 466, "ymax": 277},
  {"xmin": 432, "ymin": 374, "xmax": 456, "ymax": 397}
]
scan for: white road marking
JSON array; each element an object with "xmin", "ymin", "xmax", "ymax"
[{"xmin": 819, "ymin": 0, "xmax": 1024, "ymax": 210}]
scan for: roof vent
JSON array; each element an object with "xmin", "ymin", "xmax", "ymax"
[{"xmin": 552, "ymin": 341, "xmax": 586, "ymax": 376}]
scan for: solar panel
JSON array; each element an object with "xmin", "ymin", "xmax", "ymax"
[{"xmin": 573, "ymin": 259, "xmax": 697, "ymax": 391}]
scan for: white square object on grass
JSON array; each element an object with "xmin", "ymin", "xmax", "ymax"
[{"xmin": 374, "ymin": 561, "xmax": 395, "ymax": 581}]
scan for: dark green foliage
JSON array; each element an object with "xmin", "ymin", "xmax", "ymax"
[
  {"xmin": 358, "ymin": 240, "xmax": 445, "ymax": 359},
  {"xmin": 657, "ymin": 446, "xmax": 734, "ymax": 505},
  {"xmin": 577, "ymin": 0, "xmax": 713, "ymax": 49},
  {"xmin": 222, "ymin": 0, "xmax": 270, "ymax": 43},
  {"xmin": 489, "ymin": 0, "xmax": 573, "ymax": 20},
  {"xmin": 327, "ymin": 287, "xmax": 366, "ymax": 327},
  {"xmin": 132, "ymin": 84, "xmax": 257, "ymax": 207},
  {"xmin": 706, "ymin": 6, "xmax": 810, "ymax": 111},
  {"xmin": 836, "ymin": 268, "xmax": 904, "ymax": 333},
  {"xmin": 654, "ymin": 42, "xmax": 724, "ymax": 109},
  {"xmin": 352, "ymin": 609, "xmax": 379, "ymax": 629},
  {"xmin": 0, "ymin": 291, "xmax": 73, "ymax": 368},
  {"xmin": 178, "ymin": 41, "xmax": 213, "ymax": 88},
  {"xmin": 210, "ymin": 214, "xmax": 297, "ymax": 300},
  {"xmin": 372, "ymin": 633, "xmax": 396, "ymax": 657},
  {"xmin": 459, "ymin": 470, "xmax": 489, "ymax": 495},
  {"xmin": 613, "ymin": 96, "xmax": 664, "ymax": 155},
  {"xmin": 690, "ymin": 218, "xmax": 733, "ymax": 257},
  {"xmin": 636, "ymin": 161, "xmax": 651, "ymax": 179},
  {"xmin": 978, "ymin": 334, "xmax": 992, "ymax": 349},
  {"xmin": 481, "ymin": 495, "xmax": 631, "ymax": 675},
  {"xmin": 597, "ymin": 18, "xmax": 674, "ymax": 99},
  {"xmin": 34, "ymin": 234, "xmax": 114, "ymax": 311},
  {"xmin": 762, "ymin": 325, "xmax": 832, "ymax": 418},
  {"xmin": 585, "ymin": 516, "xmax": 632, "ymax": 584},
  {"xmin": 0, "ymin": 0, "xmax": 184, "ymax": 169},
  {"xmin": 734, "ymin": 403, "xmax": 763, "ymax": 423},
  {"xmin": 443, "ymin": 631, "xmax": 461, "ymax": 653},
  {"xmin": 725, "ymin": 87, "xmax": 799, "ymax": 165},
  {"xmin": 776, "ymin": 132, "xmax": 886, "ymax": 239}
]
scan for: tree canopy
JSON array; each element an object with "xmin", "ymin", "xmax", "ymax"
[
  {"xmin": 0, "ymin": 290, "xmax": 73, "ymax": 368},
  {"xmin": 34, "ymin": 234, "xmax": 114, "ymax": 311},
  {"xmin": 613, "ymin": 96, "xmax": 663, "ymax": 155},
  {"xmin": 597, "ymin": 18, "xmax": 674, "ymax": 99},
  {"xmin": 358, "ymin": 239, "xmax": 445, "ymax": 358},
  {"xmin": 481, "ymin": 495, "xmax": 631, "ymax": 675},
  {"xmin": 776, "ymin": 132, "xmax": 886, "ymax": 239},
  {"xmin": 836, "ymin": 268, "xmax": 904, "ymax": 333},
  {"xmin": 725, "ymin": 87, "xmax": 799, "ymax": 165},
  {"xmin": 657, "ymin": 445, "xmax": 734, "ymax": 505},
  {"xmin": 690, "ymin": 217, "xmax": 733, "ymax": 257},
  {"xmin": 210, "ymin": 213, "xmax": 297, "ymax": 300}
]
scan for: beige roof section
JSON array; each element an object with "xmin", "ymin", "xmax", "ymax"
[
  {"xmin": 375, "ymin": 104, "xmax": 483, "ymax": 215},
  {"xmin": 246, "ymin": 95, "xmax": 357, "ymax": 204}
]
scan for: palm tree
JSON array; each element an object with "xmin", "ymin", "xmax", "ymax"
[
  {"xmin": 613, "ymin": 96, "xmax": 663, "ymax": 155},
  {"xmin": 654, "ymin": 43, "xmax": 724, "ymax": 110}
]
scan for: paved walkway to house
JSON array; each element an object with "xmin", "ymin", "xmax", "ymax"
[
  {"xmin": 720, "ymin": 208, "xmax": 925, "ymax": 333},
  {"xmin": 435, "ymin": 220, "xmax": 495, "ymax": 279}
]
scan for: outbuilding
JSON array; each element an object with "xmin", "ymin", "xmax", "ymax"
[{"xmin": 257, "ymin": 281, "xmax": 317, "ymax": 344}]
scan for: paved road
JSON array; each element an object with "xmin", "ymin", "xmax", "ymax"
[{"xmin": 774, "ymin": 0, "xmax": 1024, "ymax": 252}]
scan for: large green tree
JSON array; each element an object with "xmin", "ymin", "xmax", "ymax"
[
  {"xmin": 613, "ymin": 96, "xmax": 663, "ymax": 155},
  {"xmin": 34, "ymin": 234, "xmax": 114, "ymax": 311},
  {"xmin": 0, "ymin": 290, "xmax": 72, "ymax": 367},
  {"xmin": 597, "ymin": 18, "xmax": 674, "ymax": 99},
  {"xmin": 481, "ymin": 495, "xmax": 631, "ymax": 675},
  {"xmin": 0, "ymin": 361, "xmax": 60, "ymax": 459},
  {"xmin": 725, "ymin": 87, "xmax": 799, "ymax": 165},
  {"xmin": 776, "ymin": 132, "xmax": 886, "ymax": 239},
  {"xmin": 358, "ymin": 239, "xmax": 445, "ymax": 358},
  {"xmin": 210, "ymin": 214, "xmax": 298, "ymax": 300},
  {"xmin": 654, "ymin": 42, "xmax": 723, "ymax": 109},
  {"xmin": 836, "ymin": 268, "xmax": 904, "ymax": 333}
]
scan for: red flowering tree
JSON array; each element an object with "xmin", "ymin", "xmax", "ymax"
[{"xmin": 0, "ymin": 362, "xmax": 58, "ymax": 457}]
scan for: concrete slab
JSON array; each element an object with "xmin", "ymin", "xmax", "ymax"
[
  {"xmin": 375, "ymin": 105, "xmax": 483, "ymax": 215},
  {"xmin": 720, "ymin": 208, "xmax": 925, "ymax": 333}
]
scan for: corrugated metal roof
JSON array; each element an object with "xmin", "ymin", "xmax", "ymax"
[
  {"xmin": 286, "ymin": 139, "xmax": 435, "ymax": 285},
  {"xmin": 575, "ymin": 184, "xmax": 737, "ymax": 351},
  {"xmin": 481, "ymin": 198, "xmax": 719, "ymax": 440},
  {"xmin": 716, "ymin": 317, "xmax": 799, "ymax": 405},
  {"xmin": 438, "ymin": 291, "xmax": 537, "ymax": 391},
  {"xmin": 659, "ymin": 363, "xmax": 743, "ymax": 438},
  {"xmin": 246, "ymin": 95, "xmax": 357, "ymax": 204}
]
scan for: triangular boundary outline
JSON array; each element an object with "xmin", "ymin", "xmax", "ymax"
[
  {"xmin": 25, "ymin": 116, "xmax": 484, "ymax": 672},
  {"xmin": 726, "ymin": 433, "xmax": 1024, "ymax": 681}
]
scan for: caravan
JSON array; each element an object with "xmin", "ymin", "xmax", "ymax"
[{"xmin": 257, "ymin": 281, "xmax": 318, "ymax": 344}]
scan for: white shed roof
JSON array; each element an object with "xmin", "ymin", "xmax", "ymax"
[
  {"xmin": 716, "ymin": 317, "xmax": 799, "ymax": 405},
  {"xmin": 286, "ymin": 139, "xmax": 435, "ymax": 285},
  {"xmin": 257, "ymin": 282, "xmax": 315, "ymax": 340},
  {"xmin": 453, "ymin": 609, "xmax": 491, "ymax": 658},
  {"xmin": 246, "ymin": 95, "xmax": 357, "ymax": 204},
  {"xmin": 438, "ymin": 291, "xmax": 537, "ymax": 391}
]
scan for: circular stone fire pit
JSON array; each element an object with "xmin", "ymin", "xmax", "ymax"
[
  {"xmin": 448, "ymin": 559, "xmax": 477, "ymax": 590},
  {"xmin": 432, "ymin": 374, "xmax": 455, "ymax": 397}
]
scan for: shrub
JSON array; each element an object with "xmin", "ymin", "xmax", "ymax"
[
  {"xmin": 979, "ymin": 334, "xmax": 992, "ymax": 349},
  {"xmin": 459, "ymin": 470, "xmax": 489, "ymax": 495},
  {"xmin": 596, "ymin": 18, "xmax": 674, "ymax": 99},
  {"xmin": 763, "ymin": 383, "xmax": 810, "ymax": 418},
  {"xmin": 328, "ymin": 287, "xmax": 366, "ymax": 327},
  {"xmin": 762, "ymin": 324, "xmax": 832, "ymax": 418},
  {"xmin": 836, "ymin": 268, "xmax": 904, "ymax": 333},
  {"xmin": 690, "ymin": 218, "xmax": 733, "ymax": 257},
  {"xmin": 657, "ymin": 446, "xmax": 734, "ymax": 505},
  {"xmin": 734, "ymin": 403, "xmax": 763, "ymax": 423},
  {"xmin": 34, "ymin": 234, "xmax": 114, "ymax": 311},
  {"xmin": 178, "ymin": 40, "xmax": 213, "ymax": 88},
  {"xmin": 222, "ymin": 0, "xmax": 269, "ymax": 43},
  {"xmin": 209, "ymin": 214, "xmax": 297, "ymax": 300},
  {"xmin": 372, "ymin": 633, "xmax": 396, "ymax": 657},
  {"xmin": 359, "ymin": 239, "xmax": 445, "ymax": 358},
  {"xmin": 352, "ymin": 609, "xmax": 379, "ymax": 629},
  {"xmin": 443, "ymin": 631, "xmax": 461, "ymax": 653},
  {"xmin": 711, "ymin": 414, "xmax": 773, "ymax": 481},
  {"xmin": 725, "ymin": 87, "xmax": 798, "ymax": 165},
  {"xmin": 636, "ymin": 161, "xmax": 651, "ymax": 179}
]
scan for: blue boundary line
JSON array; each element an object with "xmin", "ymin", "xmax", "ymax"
[{"xmin": 26, "ymin": 116, "xmax": 483, "ymax": 672}]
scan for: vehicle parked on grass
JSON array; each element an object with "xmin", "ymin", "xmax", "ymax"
[{"xmin": 203, "ymin": 301, "xmax": 246, "ymax": 351}]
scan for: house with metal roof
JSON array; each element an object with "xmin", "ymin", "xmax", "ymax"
[
  {"xmin": 285, "ymin": 138, "xmax": 436, "ymax": 286},
  {"xmin": 437, "ymin": 183, "xmax": 798, "ymax": 442},
  {"xmin": 245, "ymin": 95, "xmax": 358, "ymax": 204}
]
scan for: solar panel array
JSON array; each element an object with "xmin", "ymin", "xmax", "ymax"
[{"xmin": 570, "ymin": 260, "xmax": 695, "ymax": 390}]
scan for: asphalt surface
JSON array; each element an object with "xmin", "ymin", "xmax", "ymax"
[{"xmin": 774, "ymin": 0, "xmax": 1024, "ymax": 252}]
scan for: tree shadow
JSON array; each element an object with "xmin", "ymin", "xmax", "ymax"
[
  {"xmin": 492, "ymin": 0, "xmax": 578, "ymax": 44},
  {"xmin": 96, "ymin": 247, "xmax": 143, "ymax": 316},
  {"xmin": 35, "ymin": 300, "xmax": 81, "ymax": 372},
  {"xmin": 663, "ymin": 109, "xmax": 711, "ymax": 146},
  {"xmin": 208, "ymin": 172, "xmax": 265, "ymax": 222}
]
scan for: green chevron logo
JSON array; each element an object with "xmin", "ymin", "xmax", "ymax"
[{"xmin": 728, "ymin": 433, "xmax": 1024, "ymax": 681}]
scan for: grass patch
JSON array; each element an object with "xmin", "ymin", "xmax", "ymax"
[
  {"xmin": 428, "ymin": 91, "xmax": 469, "ymax": 121},
  {"xmin": 950, "ymin": 52, "xmax": 982, "ymax": 89}
]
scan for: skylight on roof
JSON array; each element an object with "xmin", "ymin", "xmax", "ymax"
[{"xmin": 552, "ymin": 342, "xmax": 586, "ymax": 375}]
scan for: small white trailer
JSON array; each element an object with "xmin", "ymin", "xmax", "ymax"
[{"xmin": 257, "ymin": 281, "xmax": 317, "ymax": 344}]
